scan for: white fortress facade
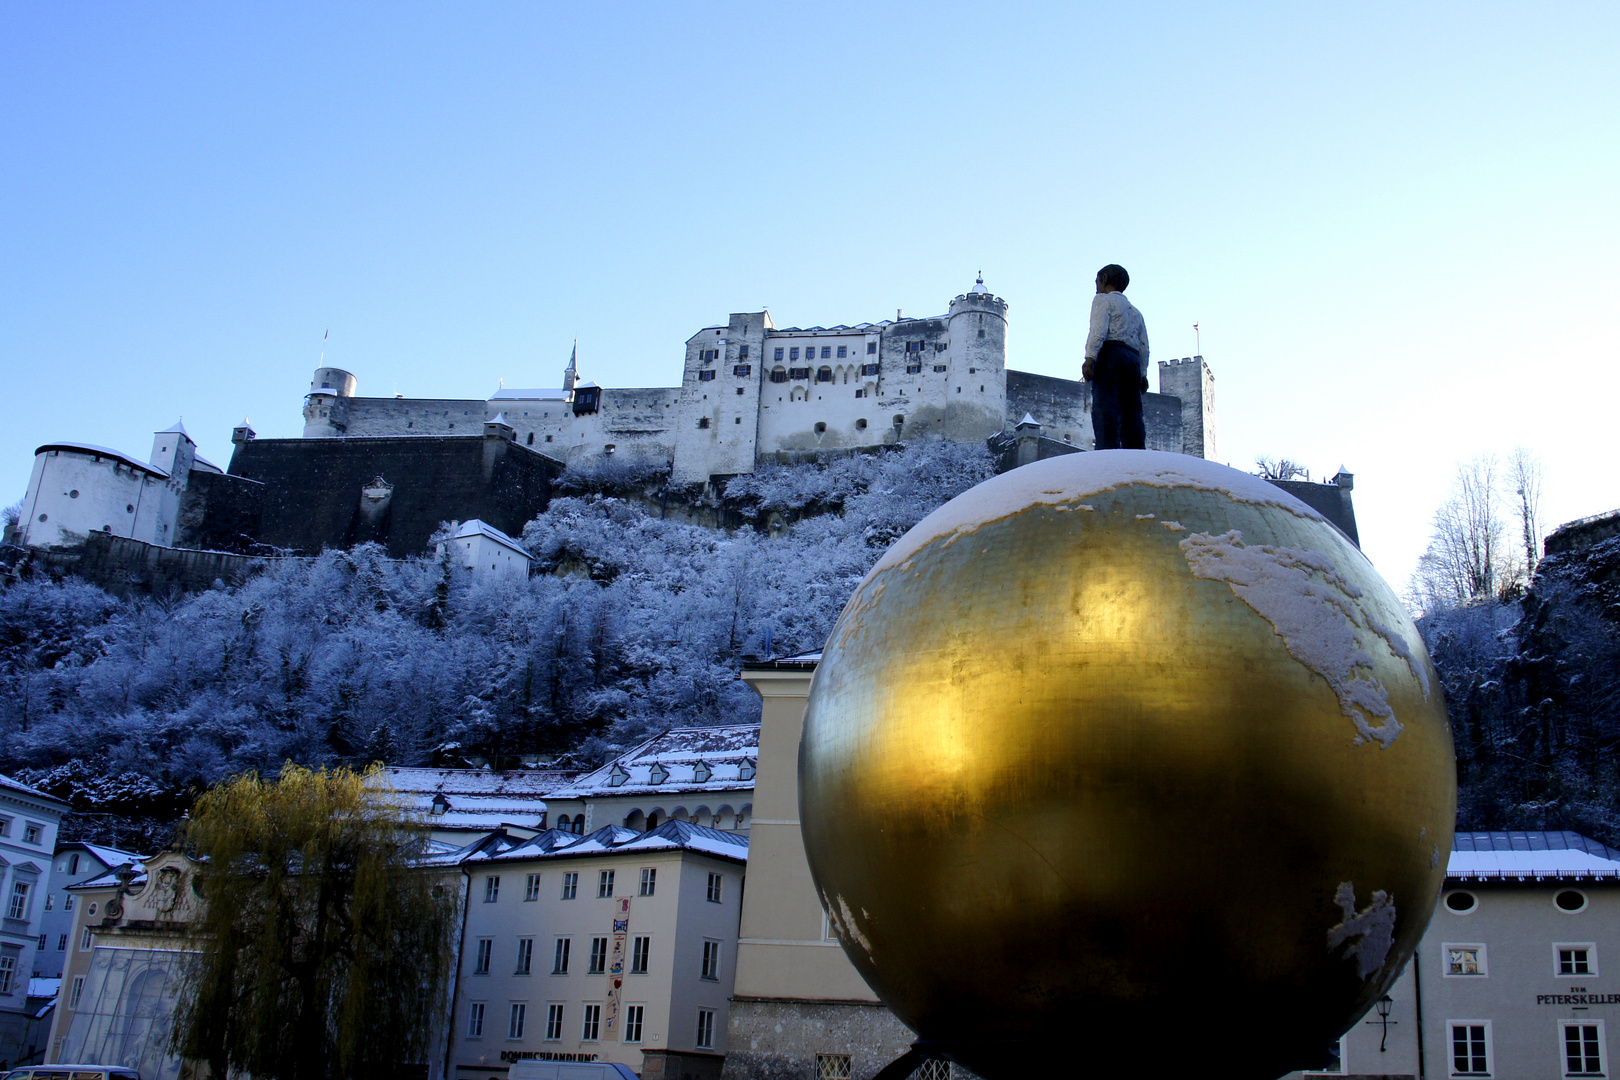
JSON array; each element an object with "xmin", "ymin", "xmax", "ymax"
[{"xmin": 303, "ymin": 277, "xmax": 1214, "ymax": 485}]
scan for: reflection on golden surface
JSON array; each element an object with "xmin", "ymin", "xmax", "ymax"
[{"xmin": 800, "ymin": 454, "xmax": 1455, "ymax": 1080}]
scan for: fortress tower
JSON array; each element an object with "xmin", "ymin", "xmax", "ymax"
[{"xmin": 303, "ymin": 367, "xmax": 357, "ymax": 437}]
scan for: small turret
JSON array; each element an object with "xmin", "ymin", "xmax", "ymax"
[
  {"xmin": 149, "ymin": 420, "xmax": 195, "ymax": 478},
  {"xmin": 232, "ymin": 417, "xmax": 257, "ymax": 446}
]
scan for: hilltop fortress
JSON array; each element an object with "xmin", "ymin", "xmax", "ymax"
[
  {"xmin": 14, "ymin": 279, "xmax": 1271, "ymax": 575},
  {"xmin": 302, "ymin": 276, "xmax": 1217, "ymax": 484}
]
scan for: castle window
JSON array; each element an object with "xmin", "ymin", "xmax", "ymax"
[
  {"xmin": 978, "ymin": 329, "xmax": 986, "ymax": 338},
  {"xmin": 737, "ymin": 388, "xmax": 745, "ymax": 395},
  {"xmin": 933, "ymin": 365, "xmax": 948, "ymax": 373},
  {"xmin": 545, "ymin": 435, "xmax": 553, "ymax": 442},
  {"xmin": 861, "ymin": 363, "xmax": 879, "ymax": 376},
  {"xmin": 855, "ymin": 418, "xmax": 867, "ymax": 430},
  {"xmin": 906, "ymin": 363, "xmax": 922, "ymax": 374},
  {"xmin": 771, "ymin": 368, "xmax": 788, "ymax": 383},
  {"xmin": 837, "ymin": 345, "xmax": 847, "ymax": 358},
  {"xmin": 854, "ymin": 389, "xmax": 865, "ymax": 398},
  {"xmin": 905, "ymin": 341, "xmax": 923, "ymax": 353},
  {"xmin": 936, "ymin": 342, "xmax": 947, "ymax": 352},
  {"xmin": 739, "ymin": 345, "xmax": 750, "ymax": 359},
  {"xmin": 867, "ymin": 341, "xmax": 877, "ymax": 354},
  {"xmin": 527, "ymin": 433, "xmax": 534, "ymax": 445},
  {"xmin": 893, "ymin": 415, "xmax": 904, "ymax": 428},
  {"xmin": 774, "ymin": 347, "xmax": 784, "ymax": 360},
  {"xmin": 814, "ymin": 422, "xmax": 826, "ymax": 435},
  {"xmin": 790, "ymin": 347, "xmax": 800, "ymax": 360},
  {"xmin": 816, "ymin": 367, "xmax": 833, "ymax": 383},
  {"xmin": 69, "ymin": 489, "xmax": 79, "ymax": 499},
  {"xmin": 790, "ymin": 367, "xmax": 810, "ymax": 380},
  {"xmin": 968, "ymin": 367, "xmax": 976, "ymax": 374},
  {"xmin": 698, "ymin": 370, "xmax": 716, "ymax": 381},
  {"xmin": 697, "ymin": 418, "xmax": 710, "ymax": 429},
  {"xmin": 821, "ymin": 347, "xmax": 832, "ymax": 359},
  {"xmin": 733, "ymin": 364, "xmax": 751, "ymax": 377},
  {"xmin": 735, "ymin": 416, "xmax": 742, "ymax": 424}
]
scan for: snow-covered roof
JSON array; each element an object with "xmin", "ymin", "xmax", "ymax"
[
  {"xmin": 28, "ymin": 977, "xmax": 60, "ymax": 1002},
  {"xmin": 60, "ymin": 841, "xmax": 145, "ymax": 870},
  {"xmin": 491, "ymin": 388, "xmax": 568, "ymax": 401},
  {"xmin": 33, "ymin": 442, "xmax": 169, "ymax": 478},
  {"xmin": 1449, "ymin": 831, "xmax": 1620, "ymax": 880},
  {"xmin": 156, "ymin": 420, "xmax": 191, "ymax": 440},
  {"xmin": 742, "ymin": 650, "xmax": 821, "ymax": 671},
  {"xmin": 547, "ymin": 724, "xmax": 759, "ymax": 799},
  {"xmin": 380, "ymin": 766, "xmax": 569, "ymax": 797},
  {"xmin": 0, "ymin": 772, "xmax": 71, "ymax": 809},
  {"xmin": 464, "ymin": 820, "xmax": 748, "ymax": 866},
  {"xmin": 372, "ymin": 766, "xmax": 559, "ymax": 832},
  {"xmin": 448, "ymin": 519, "xmax": 531, "ymax": 559}
]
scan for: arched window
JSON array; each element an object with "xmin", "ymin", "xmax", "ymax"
[
  {"xmin": 556, "ymin": 814, "xmax": 572, "ymax": 831},
  {"xmin": 816, "ymin": 367, "xmax": 833, "ymax": 383},
  {"xmin": 646, "ymin": 812, "xmax": 661, "ymax": 829},
  {"xmin": 624, "ymin": 809, "xmax": 646, "ymax": 831}
]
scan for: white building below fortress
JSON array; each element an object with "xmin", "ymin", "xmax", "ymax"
[{"xmin": 301, "ymin": 277, "xmax": 1217, "ymax": 485}]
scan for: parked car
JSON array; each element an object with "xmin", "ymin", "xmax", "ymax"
[
  {"xmin": 3, "ymin": 1068, "xmax": 140, "ymax": 1080},
  {"xmin": 507, "ymin": 1062, "xmax": 638, "ymax": 1080}
]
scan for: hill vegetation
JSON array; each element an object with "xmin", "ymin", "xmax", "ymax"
[{"xmin": 0, "ymin": 440, "xmax": 995, "ymax": 848}]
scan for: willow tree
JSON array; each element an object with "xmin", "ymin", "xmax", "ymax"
[{"xmin": 171, "ymin": 764, "xmax": 456, "ymax": 1080}]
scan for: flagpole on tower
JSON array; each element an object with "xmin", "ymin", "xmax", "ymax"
[{"xmin": 1193, "ymin": 323, "xmax": 1200, "ymax": 357}]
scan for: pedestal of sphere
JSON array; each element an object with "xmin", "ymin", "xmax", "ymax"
[{"xmin": 799, "ymin": 451, "xmax": 1455, "ymax": 1080}]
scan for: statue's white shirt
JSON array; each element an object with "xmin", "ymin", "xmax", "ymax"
[{"xmin": 1085, "ymin": 292, "xmax": 1150, "ymax": 374}]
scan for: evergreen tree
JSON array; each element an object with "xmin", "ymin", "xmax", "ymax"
[{"xmin": 171, "ymin": 764, "xmax": 457, "ymax": 1080}]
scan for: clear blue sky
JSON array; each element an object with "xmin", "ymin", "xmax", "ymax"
[{"xmin": 3, "ymin": 2, "xmax": 1616, "ymax": 587}]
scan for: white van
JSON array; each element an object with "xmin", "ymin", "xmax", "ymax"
[
  {"xmin": 506, "ymin": 1062, "xmax": 637, "ymax": 1080},
  {"xmin": 3, "ymin": 1068, "xmax": 141, "ymax": 1080}
]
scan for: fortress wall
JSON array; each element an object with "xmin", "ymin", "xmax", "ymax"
[
  {"xmin": 335, "ymin": 397, "xmax": 489, "ymax": 437},
  {"xmin": 226, "ymin": 435, "xmax": 563, "ymax": 557},
  {"xmin": 1005, "ymin": 370, "xmax": 1186, "ymax": 454},
  {"xmin": 176, "ymin": 470, "xmax": 265, "ymax": 553},
  {"xmin": 22, "ymin": 531, "xmax": 290, "ymax": 600}
]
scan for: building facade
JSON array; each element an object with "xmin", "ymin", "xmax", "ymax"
[
  {"xmin": 35, "ymin": 843, "xmax": 141, "ymax": 981},
  {"xmin": 47, "ymin": 851, "xmax": 197, "ymax": 1080},
  {"xmin": 0, "ymin": 775, "xmax": 69, "ymax": 1067},
  {"xmin": 11, "ymin": 424, "xmax": 218, "ymax": 552},
  {"xmin": 448, "ymin": 821, "xmax": 747, "ymax": 1080}
]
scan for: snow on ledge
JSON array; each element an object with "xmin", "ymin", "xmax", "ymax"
[{"xmin": 867, "ymin": 451, "xmax": 1332, "ymax": 578}]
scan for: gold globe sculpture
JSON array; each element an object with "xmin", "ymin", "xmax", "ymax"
[{"xmin": 800, "ymin": 451, "xmax": 1455, "ymax": 1080}]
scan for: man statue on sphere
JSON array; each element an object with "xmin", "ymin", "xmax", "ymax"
[{"xmin": 1081, "ymin": 263, "xmax": 1150, "ymax": 450}]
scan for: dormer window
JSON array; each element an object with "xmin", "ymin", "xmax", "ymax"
[
  {"xmin": 609, "ymin": 764, "xmax": 629, "ymax": 788},
  {"xmin": 740, "ymin": 759, "xmax": 757, "ymax": 781},
  {"xmin": 430, "ymin": 794, "xmax": 450, "ymax": 816},
  {"xmin": 693, "ymin": 762, "xmax": 712, "ymax": 784},
  {"xmin": 649, "ymin": 764, "xmax": 670, "ymax": 785}
]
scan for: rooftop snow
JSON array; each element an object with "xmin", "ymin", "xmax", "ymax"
[
  {"xmin": 1449, "ymin": 831, "xmax": 1620, "ymax": 877},
  {"xmin": 378, "ymin": 766, "xmax": 568, "ymax": 797},
  {"xmin": 465, "ymin": 820, "xmax": 747, "ymax": 865},
  {"xmin": 32, "ymin": 442, "xmax": 169, "ymax": 478},
  {"xmin": 450, "ymin": 518, "xmax": 531, "ymax": 556},
  {"xmin": 491, "ymin": 388, "xmax": 568, "ymax": 401},
  {"xmin": 547, "ymin": 724, "xmax": 759, "ymax": 798},
  {"xmin": 0, "ymin": 772, "xmax": 70, "ymax": 807}
]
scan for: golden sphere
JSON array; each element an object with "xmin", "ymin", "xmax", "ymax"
[{"xmin": 800, "ymin": 451, "xmax": 1455, "ymax": 1080}]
